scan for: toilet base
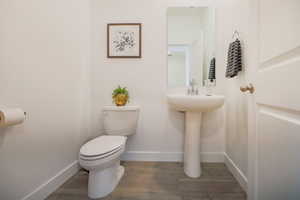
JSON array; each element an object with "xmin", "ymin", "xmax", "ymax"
[{"xmin": 88, "ymin": 161, "xmax": 124, "ymax": 199}]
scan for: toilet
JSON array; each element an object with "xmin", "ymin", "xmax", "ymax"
[{"xmin": 79, "ymin": 106, "xmax": 139, "ymax": 199}]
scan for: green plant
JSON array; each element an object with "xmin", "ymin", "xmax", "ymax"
[{"xmin": 112, "ymin": 86, "xmax": 129, "ymax": 98}]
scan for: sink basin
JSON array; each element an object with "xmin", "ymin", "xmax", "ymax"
[
  {"xmin": 167, "ymin": 94, "xmax": 225, "ymax": 178},
  {"xmin": 167, "ymin": 94, "xmax": 224, "ymax": 112}
]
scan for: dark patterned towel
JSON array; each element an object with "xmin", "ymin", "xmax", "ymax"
[
  {"xmin": 226, "ymin": 39, "xmax": 242, "ymax": 78},
  {"xmin": 208, "ymin": 57, "xmax": 216, "ymax": 80}
]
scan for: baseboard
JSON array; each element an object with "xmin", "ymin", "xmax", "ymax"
[
  {"xmin": 22, "ymin": 161, "xmax": 80, "ymax": 200},
  {"xmin": 201, "ymin": 152, "xmax": 225, "ymax": 163},
  {"xmin": 121, "ymin": 151, "xmax": 183, "ymax": 162},
  {"xmin": 224, "ymin": 153, "xmax": 248, "ymax": 193},
  {"xmin": 121, "ymin": 151, "xmax": 224, "ymax": 163}
]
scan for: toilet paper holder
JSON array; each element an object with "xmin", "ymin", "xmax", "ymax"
[{"xmin": 0, "ymin": 111, "xmax": 26, "ymax": 121}]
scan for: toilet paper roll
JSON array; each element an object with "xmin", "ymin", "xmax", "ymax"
[{"xmin": 0, "ymin": 108, "xmax": 25, "ymax": 127}]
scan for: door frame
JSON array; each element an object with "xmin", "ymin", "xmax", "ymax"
[{"xmin": 247, "ymin": 0, "xmax": 259, "ymax": 199}]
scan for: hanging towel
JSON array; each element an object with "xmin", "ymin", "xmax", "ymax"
[
  {"xmin": 226, "ymin": 39, "xmax": 242, "ymax": 78},
  {"xmin": 226, "ymin": 42, "xmax": 234, "ymax": 77},
  {"xmin": 208, "ymin": 57, "xmax": 216, "ymax": 80}
]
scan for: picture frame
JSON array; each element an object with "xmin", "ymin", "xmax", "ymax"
[{"xmin": 107, "ymin": 23, "xmax": 142, "ymax": 58}]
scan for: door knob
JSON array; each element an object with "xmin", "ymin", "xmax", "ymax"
[{"xmin": 240, "ymin": 83, "xmax": 255, "ymax": 94}]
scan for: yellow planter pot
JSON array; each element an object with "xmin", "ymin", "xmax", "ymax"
[{"xmin": 113, "ymin": 94, "xmax": 128, "ymax": 106}]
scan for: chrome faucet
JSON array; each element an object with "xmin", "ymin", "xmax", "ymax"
[{"xmin": 187, "ymin": 79, "xmax": 198, "ymax": 95}]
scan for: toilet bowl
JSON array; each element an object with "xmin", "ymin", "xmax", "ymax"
[
  {"xmin": 79, "ymin": 106, "xmax": 139, "ymax": 199},
  {"xmin": 79, "ymin": 135, "xmax": 126, "ymax": 198}
]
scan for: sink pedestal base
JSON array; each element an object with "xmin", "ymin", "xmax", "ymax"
[{"xmin": 184, "ymin": 112, "xmax": 202, "ymax": 178}]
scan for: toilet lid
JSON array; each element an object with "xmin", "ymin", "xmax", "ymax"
[{"xmin": 80, "ymin": 136, "xmax": 126, "ymax": 157}]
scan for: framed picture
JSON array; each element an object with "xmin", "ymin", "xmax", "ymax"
[{"xmin": 107, "ymin": 23, "xmax": 142, "ymax": 58}]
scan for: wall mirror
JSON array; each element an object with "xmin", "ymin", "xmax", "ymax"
[{"xmin": 167, "ymin": 7, "xmax": 216, "ymax": 88}]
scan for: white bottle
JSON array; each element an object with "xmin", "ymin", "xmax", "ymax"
[{"xmin": 204, "ymin": 79, "xmax": 216, "ymax": 96}]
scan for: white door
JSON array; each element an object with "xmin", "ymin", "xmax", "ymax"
[{"xmin": 248, "ymin": 0, "xmax": 300, "ymax": 200}]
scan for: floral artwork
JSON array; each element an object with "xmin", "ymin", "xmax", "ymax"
[
  {"xmin": 113, "ymin": 31, "xmax": 136, "ymax": 52},
  {"xmin": 107, "ymin": 23, "xmax": 141, "ymax": 58}
]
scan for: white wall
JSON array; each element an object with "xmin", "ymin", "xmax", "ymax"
[
  {"xmin": 90, "ymin": 0, "xmax": 225, "ymax": 162},
  {"xmin": 215, "ymin": 0, "xmax": 250, "ymax": 185},
  {"xmin": 0, "ymin": 0, "xmax": 91, "ymax": 199}
]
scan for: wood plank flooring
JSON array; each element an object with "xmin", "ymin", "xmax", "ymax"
[{"xmin": 46, "ymin": 161, "xmax": 246, "ymax": 200}]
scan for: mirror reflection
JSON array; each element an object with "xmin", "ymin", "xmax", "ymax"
[{"xmin": 167, "ymin": 7, "xmax": 216, "ymax": 87}]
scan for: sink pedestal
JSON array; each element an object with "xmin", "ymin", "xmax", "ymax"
[
  {"xmin": 184, "ymin": 112, "xmax": 202, "ymax": 178},
  {"xmin": 167, "ymin": 94, "xmax": 225, "ymax": 178}
]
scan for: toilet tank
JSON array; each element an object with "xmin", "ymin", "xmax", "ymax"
[{"xmin": 103, "ymin": 106, "xmax": 140, "ymax": 136}]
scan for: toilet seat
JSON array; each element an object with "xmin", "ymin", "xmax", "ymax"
[
  {"xmin": 80, "ymin": 136, "xmax": 126, "ymax": 160},
  {"xmin": 80, "ymin": 146, "xmax": 122, "ymax": 161}
]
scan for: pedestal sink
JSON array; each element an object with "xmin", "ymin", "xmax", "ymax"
[{"xmin": 167, "ymin": 94, "xmax": 225, "ymax": 178}]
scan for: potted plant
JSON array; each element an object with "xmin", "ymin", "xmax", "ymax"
[{"xmin": 112, "ymin": 86, "xmax": 129, "ymax": 106}]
